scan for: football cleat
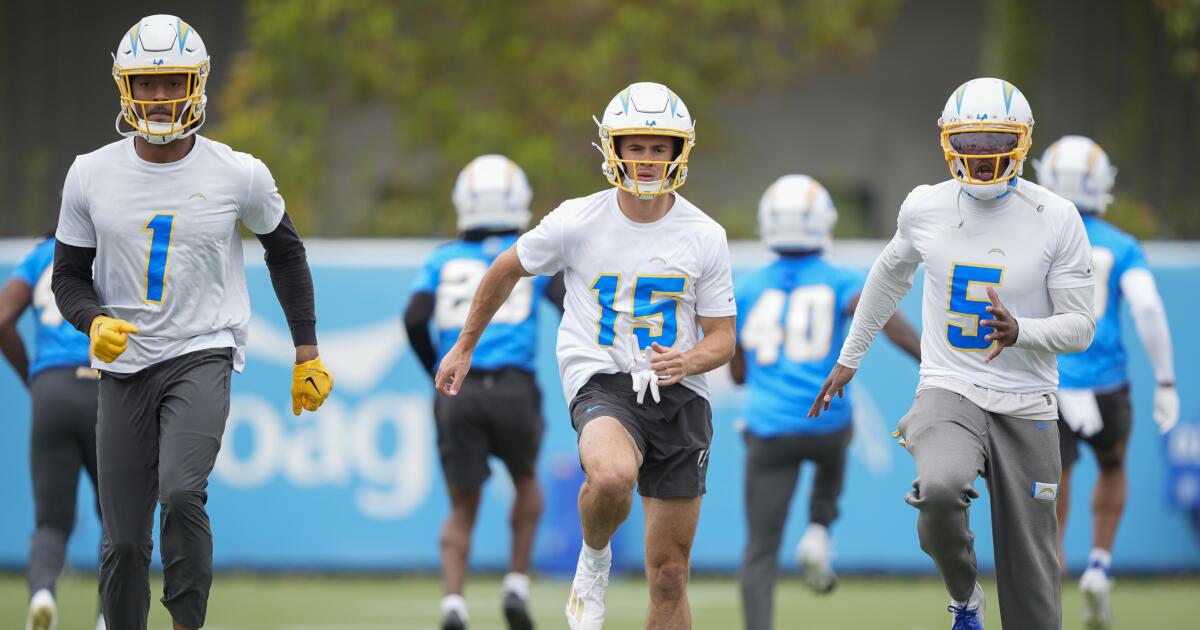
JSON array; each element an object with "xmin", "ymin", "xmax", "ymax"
[
  {"xmin": 796, "ymin": 524, "xmax": 837, "ymax": 595},
  {"xmin": 1079, "ymin": 566, "xmax": 1114, "ymax": 629},
  {"xmin": 503, "ymin": 591, "xmax": 534, "ymax": 630},
  {"xmin": 566, "ymin": 544, "xmax": 611, "ymax": 630},
  {"xmin": 26, "ymin": 589, "xmax": 56, "ymax": 630},
  {"xmin": 946, "ymin": 583, "xmax": 985, "ymax": 630}
]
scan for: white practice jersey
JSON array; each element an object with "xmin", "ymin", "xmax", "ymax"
[
  {"xmin": 55, "ymin": 136, "xmax": 285, "ymax": 373},
  {"xmin": 895, "ymin": 179, "xmax": 1093, "ymax": 401},
  {"xmin": 517, "ymin": 188, "xmax": 736, "ymax": 402}
]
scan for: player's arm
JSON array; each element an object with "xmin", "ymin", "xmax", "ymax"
[
  {"xmin": 1121, "ymin": 267, "xmax": 1178, "ymax": 432},
  {"xmin": 50, "ymin": 241, "xmax": 105, "ymax": 335},
  {"xmin": 847, "ymin": 293, "xmax": 921, "ymax": 362},
  {"xmin": 729, "ymin": 344, "xmax": 747, "ymax": 385},
  {"xmin": 989, "ymin": 284, "xmax": 1094, "ymax": 359},
  {"xmin": 402, "ymin": 291, "xmax": 438, "ymax": 378},
  {"xmin": 435, "ymin": 246, "xmax": 533, "ymax": 394},
  {"xmin": 0, "ymin": 278, "xmax": 32, "ymax": 385},
  {"xmin": 545, "ymin": 271, "xmax": 567, "ymax": 313},
  {"xmin": 651, "ymin": 315, "xmax": 736, "ymax": 386}
]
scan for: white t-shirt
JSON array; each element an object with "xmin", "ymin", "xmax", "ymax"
[
  {"xmin": 892, "ymin": 179, "xmax": 1093, "ymax": 415},
  {"xmin": 516, "ymin": 188, "xmax": 736, "ymax": 402},
  {"xmin": 55, "ymin": 136, "xmax": 286, "ymax": 373}
]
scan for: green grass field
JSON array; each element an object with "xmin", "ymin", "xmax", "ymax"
[{"xmin": 2, "ymin": 572, "xmax": 1197, "ymax": 629}]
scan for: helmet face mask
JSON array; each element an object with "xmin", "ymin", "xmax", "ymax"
[
  {"xmin": 115, "ymin": 66, "xmax": 209, "ymax": 144},
  {"xmin": 112, "ymin": 15, "xmax": 210, "ymax": 145},
  {"xmin": 594, "ymin": 82, "xmax": 696, "ymax": 199}
]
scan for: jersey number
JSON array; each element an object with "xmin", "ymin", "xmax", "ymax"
[
  {"xmin": 946, "ymin": 263, "xmax": 1004, "ymax": 351},
  {"xmin": 741, "ymin": 286, "xmax": 835, "ymax": 365},
  {"xmin": 143, "ymin": 213, "xmax": 176, "ymax": 303},
  {"xmin": 1090, "ymin": 247, "xmax": 1114, "ymax": 318},
  {"xmin": 591, "ymin": 274, "xmax": 687, "ymax": 348},
  {"xmin": 435, "ymin": 259, "xmax": 534, "ymax": 328}
]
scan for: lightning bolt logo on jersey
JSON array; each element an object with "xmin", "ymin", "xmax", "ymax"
[
  {"xmin": 411, "ymin": 235, "xmax": 551, "ymax": 371},
  {"xmin": 736, "ymin": 256, "xmax": 865, "ymax": 436},
  {"xmin": 8, "ymin": 238, "xmax": 91, "ymax": 379},
  {"xmin": 1057, "ymin": 214, "xmax": 1147, "ymax": 389}
]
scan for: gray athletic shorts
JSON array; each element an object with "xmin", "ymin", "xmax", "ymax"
[
  {"xmin": 1058, "ymin": 384, "xmax": 1133, "ymax": 465},
  {"xmin": 570, "ymin": 372, "xmax": 713, "ymax": 499},
  {"xmin": 433, "ymin": 367, "xmax": 544, "ymax": 488}
]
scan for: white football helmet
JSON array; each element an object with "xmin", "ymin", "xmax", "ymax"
[
  {"xmin": 112, "ymin": 15, "xmax": 210, "ymax": 145},
  {"xmin": 593, "ymin": 82, "xmax": 696, "ymax": 199},
  {"xmin": 1033, "ymin": 135, "xmax": 1116, "ymax": 214},
  {"xmin": 451, "ymin": 154, "xmax": 533, "ymax": 231},
  {"xmin": 937, "ymin": 77, "xmax": 1035, "ymax": 199},
  {"xmin": 758, "ymin": 174, "xmax": 837, "ymax": 252}
]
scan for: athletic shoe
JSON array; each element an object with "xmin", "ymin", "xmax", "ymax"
[
  {"xmin": 947, "ymin": 582, "xmax": 985, "ymax": 630},
  {"xmin": 503, "ymin": 590, "xmax": 534, "ymax": 630},
  {"xmin": 26, "ymin": 589, "xmax": 56, "ymax": 630},
  {"xmin": 565, "ymin": 544, "xmax": 610, "ymax": 630},
  {"xmin": 796, "ymin": 524, "xmax": 837, "ymax": 594},
  {"xmin": 440, "ymin": 594, "xmax": 468, "ymax": 630},
  {"xmin": 441, "ymin": 609, "xmax": 467, "ymax": 630},
  {"xmin": 1079, "ymin": 566, "xmax": 1114, "ymax": 629},
  {"xmin": 95, "ymin": 614, "xmax": 106, "ymax": 630}
]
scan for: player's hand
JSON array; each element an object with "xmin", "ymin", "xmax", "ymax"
[
  {"xmin": 88, "ymin": 315, "xmax": 139, "ymax": 363},
  {"xmin": 650, "ymin": 342, "xmax": 690, "ymax": 387},
  {"xmin": 1155, "ymin": 383, "xmax": 1180, "ymax": 434},
  {"xmin": 435, "ymin": 342, "xmax": 472, "ymax": 396},
  {"xmin": 981, "ymin": 286, "xmax": 1018, "ymax": 362},
  {"xmin": 809, "ymin": 362, "xmax": 857, "ymax": 417},
  {"xmin": 291, "ymin": 355, "xmax": 333, "ymax": 415}
]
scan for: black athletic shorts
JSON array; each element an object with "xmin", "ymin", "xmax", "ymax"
[
  {"xmin": 1058, "ymin": 384, "xmax": 1133, "ymax": 466},
  {"xmin": 433, "ymin": 367, "xmax": 544, "ymax": 488},
  {"xmin": 569, "ymin": 372, "xmax": 713, "ymax": 499}
]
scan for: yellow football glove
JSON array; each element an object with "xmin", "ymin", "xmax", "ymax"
[
  {"xmin": 89, "ymin": 316, "xmax": 139, "ymax": 363},
  {"xmin": 292, "ymin": 356, "xmax": 333, "ymax": 415}
]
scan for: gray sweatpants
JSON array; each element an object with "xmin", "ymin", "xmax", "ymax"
[
  {"xmin": 739, "ymin": 425, "xmax": 852, "ymax": 630},
  {"xmin": 97, "ymin": 348, "xmax": 233, "ymax": 630},
  {"xmin": 28, "ymin": 366, "xmax": 101, "ymax": 597},
  {"xmin": 898, "ymin": 387, "xmax": 1061, "ymax": 630}
]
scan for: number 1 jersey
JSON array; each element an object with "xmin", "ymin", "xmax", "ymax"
[
  {"xmin": 516, "ymin": 188, "xmax": 736, "ymax": 402},
  {"xmin": 55, "ymin": 136, "xmax": 286, "ymax": 373}
]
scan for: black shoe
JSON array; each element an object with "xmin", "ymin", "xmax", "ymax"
[
  {"xmin": 503, "ymin": 591, "xmax": 534, "ymax": 630},
  {"xmin": 441, "ymin": 609, "xmax": 467, "ymax": 630}
]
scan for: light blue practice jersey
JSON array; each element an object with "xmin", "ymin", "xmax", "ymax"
[
  {"xmin": 735, "ymin": 255, "xmax": 865, "ymax": 436},
  {"xmin": 1057, "ymin": 213, "xmax": 1148, "ymax": 389},
  {"xmin": 411, "ymin": 235, "xmax": 550, "ymax": 372},
  {"xmin": 9, "ymin": 238, "xmax": 91, "ymax": 380}
]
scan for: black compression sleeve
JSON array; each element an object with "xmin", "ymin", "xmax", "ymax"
[
  {"xmin": 51, "ymin": 240, "xmax": 105, "ymax": 334},
  {"xmin": 546, "ymin": 271, "xmax": 567, "ymax": 313},
  {"xmin": 256, "ymin": 213, "xmax": 317, "ymax": 346},
  {"xmin": 403, "ymin": 291, "xmax": 437, "ymax": 377}
]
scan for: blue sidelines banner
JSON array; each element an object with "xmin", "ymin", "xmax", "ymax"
[{"xmin": 0, "ymin": 240, "xmax": 1197, "ymax": 573}]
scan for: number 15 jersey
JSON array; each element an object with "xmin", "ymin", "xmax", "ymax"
[
  {"xmin": 516, "ymin": 188, "xmax": 736, "ymax": 402},
  {"xmin": 55, "ymin": 136, "xmax": 286, "ymax": 374}
]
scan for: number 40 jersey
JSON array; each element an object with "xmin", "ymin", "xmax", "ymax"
[{"xmin": 55, "ymin": 136, "xmax": 286, "ymax": 373}]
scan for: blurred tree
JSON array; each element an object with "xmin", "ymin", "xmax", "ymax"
[{"xmin": 211, "ymin": 0, "xmax": 902, "ymax": 237}]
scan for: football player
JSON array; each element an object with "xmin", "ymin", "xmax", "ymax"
[
  {"xmin": 404, "ymin": 154, "xmax": 565, "ymax": 630},
  {"xmin": 51, "ymin": 15, "xmax": 332, "ymax": 630},
  {"xmin": 435, "ymin": 82, "xmax": 736, "ymax": 630},
  {"xmin": 0, "ymin": 235, "xmax": 106, "ymax": 630},
  {"xmin": 811, "ymin": 78, "xmax": 1096, "ymax": 630},
  {"xmin": 732, "ymin": 175, "xmax": 921, "ymax": 630},
  {"xmin": 1035, "ymin": 135, "xmax": 1178, "ymax": 629}
]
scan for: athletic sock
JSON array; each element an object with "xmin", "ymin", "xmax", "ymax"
[
  {"xmin": 583, "ymin": 541, "xmax": 612, "ymax": 564},
  {"xmin": 1088, "ymin": 548, "xmax": 1113, "ymax": 574},
  {"xmin": 441, "ymin": 594, "xmax": 469, "ymax": 621},
  {"xmin": 503, "ymin": 572, "xmax": 531, "ymax": 601}
]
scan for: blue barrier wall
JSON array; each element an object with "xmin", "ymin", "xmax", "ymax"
[{"xmin": 0, "ymin": 240, "xmax": 1197, "ymax": 574}]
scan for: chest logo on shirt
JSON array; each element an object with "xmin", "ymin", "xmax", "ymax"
[
  {"xmin": 987, "ymin": 247, "xmax": 1005, "ymax": 256},
  {"xmin": 945, "ymin": 262, "xmax": 1005, "ymax": 352},
  {"xmin": 591, "ymin": 273, "xmax": 688, "ymax": 349},
  {"xmin": 189, "ymin": 192, "xmax": 207, "ymax": 201}
]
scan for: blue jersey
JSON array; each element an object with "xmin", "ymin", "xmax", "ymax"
[
  {"xmin": 1057, "ymin": 214, "xmax": 1148, "ymax": 389},
  {"xmin": 9, "ymin": 238, "xmax": 91, "ymax": 380},
  {"xmin": 735, "ymin": 256, "xmax": 865, "ymax": 437},
  {"xmin": 410, "ymin": 235, "xmax": 551, "ymax": 372}
]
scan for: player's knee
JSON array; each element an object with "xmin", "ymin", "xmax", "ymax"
[
  {"xmin": 586, "ymin": 467, "xmax": 636, "ymax": 500},
  {"xmin": 1096, "ymin": 449, "xmax": 1125, "ymax": 472},
  {"xmin": 107, "ymin": 538, "xmax": 151, "ymax": 564},
  {"xmin": 647, "ymin": 557, "xmax": 689, "ymax": 603},
  {"xmin": 914, "ymin": 478, "xmax": 971, "ymax": 513},
  {"xmin": 161, "ymin": 487, "xmax": 206, "ymax": 513}
]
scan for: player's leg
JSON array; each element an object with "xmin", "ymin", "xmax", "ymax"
[
  {"xmin": 96, "ymin": 368, "xmax": 161, "ymax": 630},
  {"xmin": 75, "ymin": 372, "xmax": 105, "ymax": 630},
  {"xmin": 26, "ymin": 368, "xmax": 84, "ymax": 629},
  {"xmin": 1054, "ymin": 421, "xmax": 1081, "ymax": 573},
  {"xmin": 897, "ymin": 389, "xmax": 988, "ymax": 608},
  {"xmin": 643, "ymin": 496, "xmax": 701, "ymax": 630},
  {"xmin": 154, "ymin": 349, "xmax": 234, "ymax": 630},
  {"xmin": 739, "ymin": 432, "xmax": 803, "ymax": 630},
  {"xmin": 986, "ymin": 413, "xmax": 1062, "ymax": 630},
  {"xmin": 799, "ymin": 423, "xmax": 853, "ymax": 594}
]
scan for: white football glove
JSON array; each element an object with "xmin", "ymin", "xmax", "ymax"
[
  {"xmin": 1154, "ymin": 384, "xmax": 1179, "ymax": 434},
  {"xmin": 621, "ymin": 333, "xmax": 660, "ymax": 405},
  {"xmin": 1058, "ymin": 388, "xmax": 1103, "ymax": 437}
]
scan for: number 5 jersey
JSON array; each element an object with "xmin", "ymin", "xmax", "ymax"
[
  {"xmin": 516, "ymin": 188, "xmax": 736, "ymax": 402},
  {"xmin": 55, "ymin": 136, "xmax": 286, "ymax": 373}
]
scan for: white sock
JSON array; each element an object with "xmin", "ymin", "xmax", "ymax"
[
  {"xmin": 803, "ymin": 523, "xmax": 830, "ymax": 545},
  {"xmin": 503, "ymin": 572, "xmax": 531, "ymax": 601},
  {"xmin": 952, "ymin": 583, "xmax": 984, "ymax": 610},
  {"xmin": 1088, "ymin": 548, "xmax": 1112, "ymax": 569},
  {"xmin": 441, "ymin": 594, "xmax": 468, "ymax": 621},
  {"xmin": 583, "ymin": 541, "xmax": 611, "ymax": 563}
]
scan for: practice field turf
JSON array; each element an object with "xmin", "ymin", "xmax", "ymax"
[{"xmin": 2, "ymin": 572, "xmax": 1197, "ymax": 629}]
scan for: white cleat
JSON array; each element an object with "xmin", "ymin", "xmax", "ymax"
[
  {"xmin": 1079, "ymin": 567, "xmax": 1113, "ymax": 629},
  {"xmin": 95, "ymin": 613, "xmax": 106, "ymax": 630},
  {"xmin": 796, "ymin": 524, "xmax": 837, "ymax": 595},
  {"xmin": 26, "ymin": 589, "xmax": 57, "ymax": 630},
  {"xmin": 566, "ymin": 544, "xmax": 611, "ymax": 630}
]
